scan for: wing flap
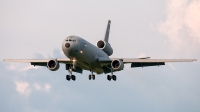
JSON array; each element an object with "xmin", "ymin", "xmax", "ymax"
[{"xmin": 131, "ymin": 62, "xmax": 165, "ymax": 68}]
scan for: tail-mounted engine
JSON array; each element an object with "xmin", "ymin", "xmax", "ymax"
[
  {"xmin": 111, "ymin": 59, "xmax": 124, "ymax": 71},
  {"xmin": 47, "ymin": 59, "xmax": 60, "ymax": 71},
  {"xmin": 97, "ymin": 40, "xmax": 113, "ymax": 56}
]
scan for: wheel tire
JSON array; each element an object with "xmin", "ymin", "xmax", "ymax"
[
  {"xmin": 72, "ymin": 75, "xmax": 76, "ymax": 81},
  {"xmin": 107, "ymin": 75, "xmax": 111, "ymax": 81},
  {"xmin": 113, "ymin": 75, "xmax": 117, "ymax": 81},
  {"xmin": 92, "ymin": 75, "xmax": 95, "ymax": 80},
  {"xmin": 66, "ymin": 75, "xmax": 70, "ymax": 81},
  {"xmin": 89, "ymin": 75, "xmax": 91, "ymax": 80}
]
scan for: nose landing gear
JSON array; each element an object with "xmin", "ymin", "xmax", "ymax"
[{"xmin": 89, "ymin": 70, "xmax": 95, "ymax": 80}]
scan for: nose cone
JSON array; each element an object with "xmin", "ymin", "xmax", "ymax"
[{"xmin": 62, "ymin": 41, "xmax": 79, "ymax": 57}]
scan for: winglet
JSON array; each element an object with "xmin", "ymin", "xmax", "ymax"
[{"xmin": 104, "ymin": 20, "xmax": 111, "ymax": 42}]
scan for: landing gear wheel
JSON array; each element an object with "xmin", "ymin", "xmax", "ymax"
[
  {"xmin": 66, "ymin": 75, "xmax": 70, "ymax": 81},
  {"xmin": 107, "ymin": 75, "xmax": 111, "ymax": 81},
  {"xmin": 89, "ymin": 75, "xmax": 91, "ymax": 80},
  {"xmin": 92, "ymin": 75, "xmax": 95, "ymax": 80},
  {"xmin": 113, "ymin": 75, "xmax": 117, "ymax": 81},
  {"xmin": 72, "ymin": 75, "xmax": 76, "ymax": 81}
]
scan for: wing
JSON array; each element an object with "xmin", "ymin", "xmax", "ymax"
[
  {"xmin": 3, "ymin": 58, "xmax": 72, "ymax": 66},
  {"xmin": 98, "ymin": 57, "xmax": 197, "ymax": 68},
  {"xmin": 123, "ymin": 58, "xmax": 197, "ymax": 67}
]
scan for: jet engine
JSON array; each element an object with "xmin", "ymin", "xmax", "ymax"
[
  {"xmin": 111, "ymin": 59, "xmax": 124, "ymax": 71},
  {"xmin": 97, "ymin": 40, "xmax": 113, "ymax": 56},
  {"xmin": 47, "ymin": 59, "xmax": 60, "ymax": 71}
]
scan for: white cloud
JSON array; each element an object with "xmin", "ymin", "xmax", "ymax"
[
  {"xmin": 7, "ymin": 65, "xmax": 16, "ymax": 71},
  {"xmin": 14, "ymin": 81, "xmax": 31, "ymax": 96},
  {"xmin": 33, "ymin": 83, "xmax": 41, "ymax": 90},
  {"xmin": 21, "ymin": 65, "xmax": 40, "ymax": 72},
  {"xmin": 33, "ymin": 83, "xmax": 51, "ymax": 91},
  {"xmin": 157, "ymin": 0, "xmax": 200, "ymax": 56},
  {"xmin": 44, "ymin": 84, "xmax": 51, "ymax": 91}
]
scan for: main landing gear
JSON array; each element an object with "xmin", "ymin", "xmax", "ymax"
[
  {"xmin": 107, "ymin": 69, "xmax": 117, "ymax": 81},
  {"xmin": 66, "ymin": 65, "xmax": 76, "ymax": 81},
  {"xmin": 107, "ymin": 75, "xmax": 116, "ymax": 81},
  {"xmin": 66, "ymin": 74, "xmax": 76, "ymax": 81},
  {"xmin": 89, "ymin": 70, "xmax": 95, "ymax": 80}
]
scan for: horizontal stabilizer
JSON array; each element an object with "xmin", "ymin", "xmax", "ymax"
[{"xmin": 137, "ymin": 57, "xmax": 150, "ymax": 59}]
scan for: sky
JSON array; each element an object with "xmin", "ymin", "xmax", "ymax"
[{"xmin": 0, "ymin": 0, "xmax": 200, "ymax": 112}]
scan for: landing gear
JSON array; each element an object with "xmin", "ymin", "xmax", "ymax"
[
  {"xmin": 107, "ymin": 75, "xmax": 111, "ymax": 81},
  {"xmin": 113, "ymin": 75, "xmax": 117, "ymax": 81},
  {"xmin": 89, "ymin": 74, "xmax": 95, "ymax": 80},
  {"xmin": 66, "ymin": 75, "xmax": 76, "ymax": 81},
  {"xmin": 107, "ymin": 75, "xmax": 117, "ymax": 81},
  {"xmin": 66, "ymin": 65, "xmax": 76, "ymax": 81},
  {"xmin": 89, "ymin": 70, "xmax": 95, "ymax": 80},
  {"xmin": 107, "ymin": 68, "xmax": 117, "ymax": 81}
]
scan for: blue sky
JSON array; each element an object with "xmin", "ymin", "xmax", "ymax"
[{"xmin": 0, "ymin": 0, "xmax": 200, "ymax": 112}]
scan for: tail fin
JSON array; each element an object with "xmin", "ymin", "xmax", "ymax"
[{"xmin": 104, "ymin": 20, "xmax": 111, "ymax": 42}]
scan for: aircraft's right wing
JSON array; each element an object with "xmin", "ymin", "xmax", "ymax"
[{"xmin": 3, "ymin": 58, "xmax": 72, "ymax": 66}]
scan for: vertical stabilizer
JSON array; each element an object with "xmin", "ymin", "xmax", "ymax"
[{"xmin": 104, "ymin": 20, "xmax": 111, "ymax": 42}]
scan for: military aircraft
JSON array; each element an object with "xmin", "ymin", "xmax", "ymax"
[{"xmin": 3, "ymin": 20, "xmax": 197, "ymax": 81}]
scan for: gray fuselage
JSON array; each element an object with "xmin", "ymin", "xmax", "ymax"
[{"xmin": 62, "ymin": 35, "xmax": 109, "ymax": 74}]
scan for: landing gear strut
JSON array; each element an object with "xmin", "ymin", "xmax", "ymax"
[
  {"xmin": 107, "ymin": 68, "xmax": 117, "ymax": 81},
  {"xmin": 89, "ymin": 70, "xmax": 95, "ymax": 80}
]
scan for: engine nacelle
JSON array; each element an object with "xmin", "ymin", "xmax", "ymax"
[
  {"xmin": 111, "ymin": 59, "xmax": 124, "ymax": 71},
  {"xmin": 97, "ymin": 40, "xmax": 113, "ymax": 56},
  {"xmin": 47, "ymin": 59, "xmax": 60, "ymax": 71}
]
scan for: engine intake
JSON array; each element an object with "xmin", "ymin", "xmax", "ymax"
[
  {"xmin": 97, "ymin": 40, "xmax": 113, "ymax": 56},
  {"xmin": 47, "ymin": 59, "xmax": 60, "ymax": 71},
  {"xmin": 111, "ymin": 59, "xmax": 124, "ymax": 71}
]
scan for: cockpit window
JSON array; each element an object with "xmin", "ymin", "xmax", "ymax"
[{"xmin": 66, "ymin": 39, "xmax": 77, "ymax": 42}]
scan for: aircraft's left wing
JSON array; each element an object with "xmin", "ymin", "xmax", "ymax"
[
  {"xmin": 3, "ymin": 58, "xmax": 72, "ymax": 66},
  {"xmin": 122, "ymin": 58, "xmax": 197, "ymax": 67},
  {"xmin": 98, "ymin": 58, "xmax": 197, "ymax": 68}
]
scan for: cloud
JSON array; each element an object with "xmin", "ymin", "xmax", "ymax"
[
  {"xmin": 33, "ymin": 83, "xmax": 51, "ymax": 91},
  {"xmin": 44, "ymin": 84, "xmax": 51, "ymax": 91},
  {"xmin": 21, "ymin": 66, "xmax": 39, "ymax": 72},
  {"xmin": 6, "ymin": 65, "xmax": 16, "ymax": 71},
  {"xmin": 15, "ymin": 81, "xmax": 31, "ymax": 96},
  {"xmin": 157, "ymin": 0, "xmax": 200, "ymax": 57},
  {"xmin": 33, "ymin": 83, "xmax": 41, "ymax": 90}
]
